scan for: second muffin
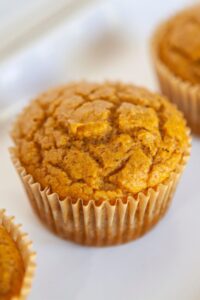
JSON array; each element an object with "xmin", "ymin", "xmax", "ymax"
[
  {"xmin": 152, "ymin": 5, "xmax": 200, "ymax": 135},
  {"xmin": 11, "ymin": 82, "xmax": 190, "ymax": 246}
]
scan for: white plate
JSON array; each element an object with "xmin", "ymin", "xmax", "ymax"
[{"xmin": 0, "ymin": 1, "xmax": 199, "ymax": 299}]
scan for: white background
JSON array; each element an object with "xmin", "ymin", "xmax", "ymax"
[{"xmin": 0, "ymin": 0, "xmax": 200, "ymax": 299}]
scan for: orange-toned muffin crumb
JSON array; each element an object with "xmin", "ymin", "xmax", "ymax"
[
  {"xmin": 12, "ymin": 82, "xmax": 189, "ymax": 200},
  {"xmin": 0, "ymin": 226, "xmax": 24, "ymax": 300},
  {"xmin": 159, "ymin": 6, "xmax": 200, "ymax": 84}
]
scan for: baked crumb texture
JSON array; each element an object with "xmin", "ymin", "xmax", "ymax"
[
  {"xmin": 12, "ymin": 82, "xmax": 188, "ymax": 201},
  {"xmin": 159, "ymin": 6, "xmax": 200, "ymax": 84},
  {"xmin": 0, "ymin": 226, "xmax": 24, "ymax": 300}
]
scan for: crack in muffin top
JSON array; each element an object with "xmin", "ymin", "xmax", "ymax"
[
  {"xmin": 159, "ymin": 6, "xmax": 200, "ymax": 84},
  {"xmin": 0, "ymin": 226, "xmax": 24, "ymax": 300},
  {"xmin": 12, "ymin": 82, "xmax": 189, "ymax": 201}
]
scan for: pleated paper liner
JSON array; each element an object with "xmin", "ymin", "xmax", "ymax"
[
  {"xmin": 0, "ymin": 210, "xmax": 36, "ymax": 300},
  {"xmin": 10, "ymin": 141, "xmax": 190, "ymax": 246},
  {"xmin": 151, "ymin": 11, "xmax": 200, "ymax": 135}
]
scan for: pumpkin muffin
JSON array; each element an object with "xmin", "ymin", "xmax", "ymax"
[
  {"xmin": 152, "ymin": 5, "xmax": 200, "ymax": 135},
  {"xmin": 0, "ymin": 226, "xmax": 24, "ymax": 300},
  {"xmin": 0, "ymin": 210, "xmax": 35, "ymax": 299},
  {"xmin": 11, "ymin": 82, "xmax": 190, "ymax": 246}
]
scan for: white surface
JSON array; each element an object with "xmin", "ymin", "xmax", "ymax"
[
  {"xmin": 0, "ymin": 0, "xmax": 94, "ymax": 60},
  {"xmin": 0, "ymin": 0, "xmax": 200, "ymax": 299}
]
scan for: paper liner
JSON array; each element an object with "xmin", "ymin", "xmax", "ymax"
[
  {"xmin": 10, "ymin": 143, "xmax": 190, "ymax": 246},
  {"xmin": 0, "ymin": 210, "xmax": 36, "ymax": 300},
  {"xmin": 151, "ymin": 16, "xmax": 200, "ymax": 135}
]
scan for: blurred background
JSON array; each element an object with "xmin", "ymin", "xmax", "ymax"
[
  {"xmin": 0, "ymin": 0, "xmax": 197, "ymax": 119},
  {"xmin": 0, "ymin": 1, "xmax": 199, "ymax": 300}
]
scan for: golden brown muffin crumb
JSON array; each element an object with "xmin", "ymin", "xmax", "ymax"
[
  {"xmin": 12, "ymin": 82, "xmax": 189, "ymax": 200},
  {"xmin": 159, "ymin": 6, "xmax": 200, "ymax": 84},
  {"xmin": 0, "ymin": 226, "xmax": 24, "ymax": 300}
]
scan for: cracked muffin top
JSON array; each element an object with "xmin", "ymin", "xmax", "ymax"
[
  {"xmin": 12, "ymin": 82, "xmax": 189, "ymax": 201},
  {"xmin": 159, "ymin": 6, "xmax": 200, "ymax": 84},
  {"xmin": 0, "ymin": 226, "xmax": 24, "ymax": 300}
]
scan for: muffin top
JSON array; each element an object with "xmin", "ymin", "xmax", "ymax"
[
  {"xmin": 12, "ymin": 82, "xmax": 189, "ymax": 201},
  {"xmin": 159, "ymin": 6, "xmax": 200, "ymax": 84},
  {"xmin": 0, "ymin": 226, "xmax": 24, "ymax": 300}
]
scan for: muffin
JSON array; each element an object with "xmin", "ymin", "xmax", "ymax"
[
  {"xmin": 11, "ymin": 82, "xmax": 190, "ymax": 246},
  {"xmin": 0, "ymin": 210, "xmax": 35, "ymax": 299},
  {"xmin": 151, "ymin": 5, "xmax": 200, "ymax": 135}
]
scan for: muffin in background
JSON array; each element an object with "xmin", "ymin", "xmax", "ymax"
[
  {"xmin": 11, "ymin": 82, "xmax": 190, "ymax": 246},
  {"xmin": 151, "ymin": 5, "xmax": 200, "ymax": 135},
  {"xmin": 0, "ymin": 210, "xmax": 35, "ymax": 300}
]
